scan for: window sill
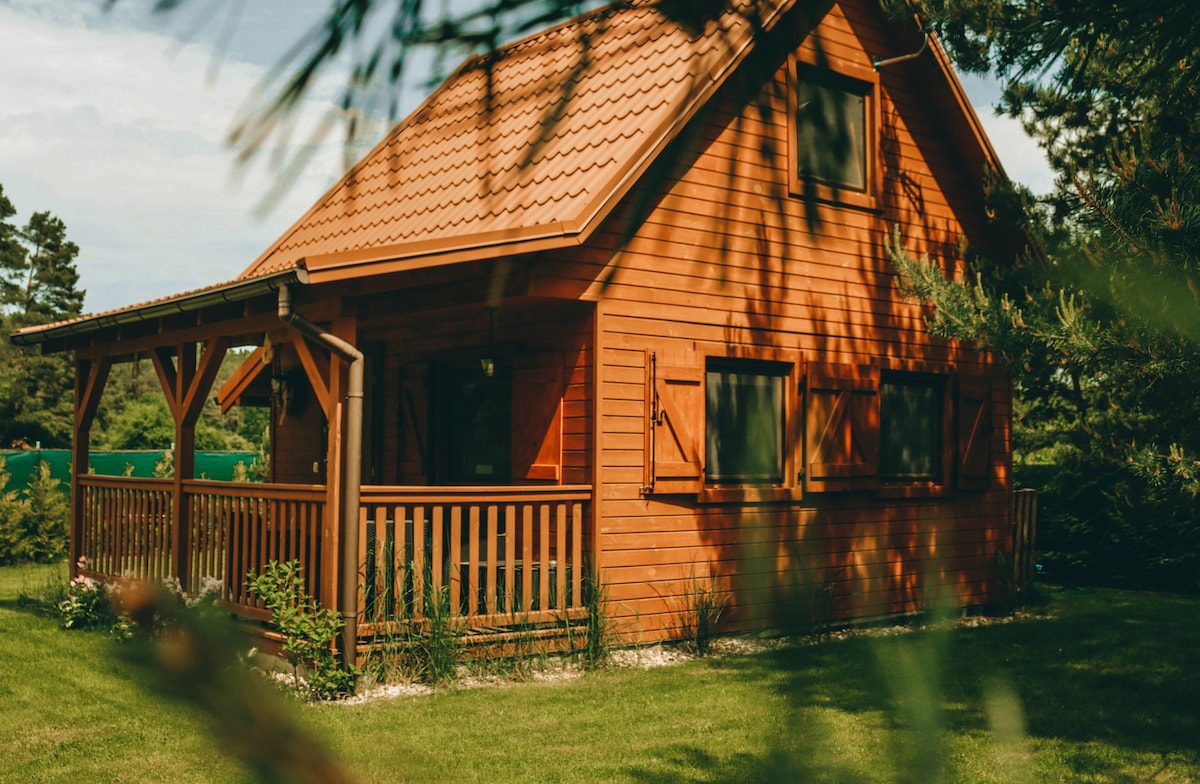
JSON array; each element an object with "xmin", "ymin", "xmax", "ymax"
[
  {"xmin": 876, "ymin": 482, "xmax": 949, "ymax": 500},
  {"xmin": 698, "ymin": 485, "xmax": 804, "ymax": 504},
  {"xmin": 788, "ymin": 178, "xmax": 879, "ymax": 213}
]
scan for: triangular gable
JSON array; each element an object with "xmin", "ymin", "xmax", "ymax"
[
  {"xmin": 240, "ymin": 0, "xmax": 803, "ymax": 283},
  {"xmin": 240, "ymin": 0, "xmax": 1010, "ymax": 286},
  {"xmin": 13, "ymin": 0, "xmax": 1013, "ymax": 349}
]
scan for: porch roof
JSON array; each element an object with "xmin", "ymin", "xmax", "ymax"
[{"xmin": 9, "ymin": 267, "xmax": 307, "ymax": 347}]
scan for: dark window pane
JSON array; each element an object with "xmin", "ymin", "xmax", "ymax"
[
  {"xmin": 880, "ymin": 377, "xmax": 941, "ymax": 480},
  {"xmin": 442, "ymin": 368, "xmax": 511, "ymax": 483},
  {"xmin": 706, "ymin": 368, "xmax": 785, "ymax": 483},
  {"xmin": 796, "ymin": 77, "xmax": 867, "ymax": 191}
]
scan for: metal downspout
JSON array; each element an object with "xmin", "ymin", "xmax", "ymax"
[{"xmin": 277, "ymin": 284, "xmax": 364, "ymax": 667}]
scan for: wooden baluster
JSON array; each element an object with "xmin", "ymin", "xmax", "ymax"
[
  {"xmin": 411, "ymin": 507, "xmax": 425, "ymax": 620},
  {"xmin": 485, "ymin": 505, "xmax": 498, "ymax": 617},
  {"xmin": 503, "ymin": 505, "xmax": 516, "ymax": 614},
  {"xmin": 432, "ymin": 505, "xmax": 444, "ymax": 597},
  {"xmin": 556, "ymin": 503, "xmax": 567, "ymax": 611},
  {"xmin": 394, "ymin": 507, "xmax": 408, "ymax": 618},
  {"xmin": 467, "ymin": 506, "xmax": 479, "ymax": 618},
  {"xmin": 448, "ymin": 506, "xmax": 461, "ymax": 622},
  {"xmin": 539, "ymin": 504, "xmax": 551, "ymax": 612},
  {"xmin": 522, "ymin": 505, "xmax": 534, "ymax": 614},
  {"xmin": 571, "ymin": 502, "xmax": 583, "ymax": 610}
]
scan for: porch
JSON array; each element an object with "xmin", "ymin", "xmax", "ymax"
[{"xmin": 76, "ymin": 475, "xmax": 592, "ymax": 650}]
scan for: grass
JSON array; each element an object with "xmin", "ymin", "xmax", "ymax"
[{"xmin": 2, "ymin": 565, "xmax": 1198, "ymax": 783}]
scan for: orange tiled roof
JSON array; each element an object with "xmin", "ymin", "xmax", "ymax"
[{"xmin": 240, "ymin": 0, "xmax": 790, "ymax": 281}]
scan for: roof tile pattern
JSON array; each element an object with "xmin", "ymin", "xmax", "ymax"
[{"xmin": 241, "ymin": 0, "xmax": 768, "ymax": 278}]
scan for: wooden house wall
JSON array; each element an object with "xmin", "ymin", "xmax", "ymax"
[
  {"xmin": 271, "ymin": 342, "xmax": 329, "ymax": 484},
  {"xmin": 540, "ymin": 1, "xmax": 1013, "ymax": 641},
  {"xmin": 357, "ymin": 298, "xmax": 594, "ymax": 486}
]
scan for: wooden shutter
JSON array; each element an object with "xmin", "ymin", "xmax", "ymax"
[
  {"xmin": 804, "ymin": 363, "xmax": 879, "ymax": 492},
  {"xmin": 512, "ymin": 354, "xmax": 564, "ymax": 482},
  {"xmin": 396, "ymin": 363, "xmax": 430, "ymax": 484},
  {"xmin": 644, "ymin": 350, "xmax": 704, "ymax": 494},
  {"xmin": 956, "ymin": 377, "xmax": 992, "ymax": 490}
]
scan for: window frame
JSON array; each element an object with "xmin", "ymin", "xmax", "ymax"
[
  {"xmin": 876, "ymin": 368, "xmax": 953, "ymax": 497},
  {"xmin": 703, "ymin": 357, "xmax": 792, "ymax": 488},
  {"xmin": 787, "ymin": 56, "xmax": 880, "ymax": 212},
  {"xmin": 643, "ymin": 348, "xmax": 803, "ymax": 503}
]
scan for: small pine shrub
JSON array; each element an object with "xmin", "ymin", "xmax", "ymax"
[
  {"xmin": 17, "ymin": 461, "xmax": 70, "ymax": 563},
  {"xmin": 152, "ymin": 451, "xmax": 175, "ymax": 479},
  {"xmin": 0, "ymin": 458, "xmax": 32, "ymax": 565}
]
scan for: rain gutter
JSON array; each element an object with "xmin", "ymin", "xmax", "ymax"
[{"xmin": 10, "ymin": 268, "xmax": 310, "ymax": 346}]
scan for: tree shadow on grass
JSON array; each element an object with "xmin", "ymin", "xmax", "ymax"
[{"xmin": 622, "ymin": 589, "xmax": 1200, "ymax": 783}]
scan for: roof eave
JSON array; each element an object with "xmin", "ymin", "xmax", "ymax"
[{"xmin": 10, "ymin": 267, "xmax": 310, "ymax": 347}]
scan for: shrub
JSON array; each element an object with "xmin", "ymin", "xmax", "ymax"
[
  {"xmin": 246, "ymin": 560, "xmax": 357, "ymax": 700},
  {"xmin": 16, "ymin": 460, "xmax": 69, "ymax": 563},
  {"xmin": 0, "ymin": 458, "xmax": 32, "ymax": 565},
  {"xmin": 0, "ymin": 458, "xmax": 68, "ymax": 565},
  {"xmin": 57, "ymin": 572, "xmax": 117, "ymax": 630}
]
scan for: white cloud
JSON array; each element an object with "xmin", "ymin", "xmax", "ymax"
[{"xmin": 0, "ymin": 1, "xmax": 352, "ymax": 314}]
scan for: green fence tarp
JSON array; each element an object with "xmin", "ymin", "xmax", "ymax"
[{"xmin": 0, "ymin": 450, "xmax": 261, "ymax": 490}]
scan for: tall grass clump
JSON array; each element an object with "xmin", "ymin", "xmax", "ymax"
[
  {"xmin": 579, "ymin": 572, "xmax": 612, "ymax": 669},
  {"xmin": 361, "ymin": 568, "xmax": 463, "ymax": 687},
  {"xmin": 677, "ymin": 569, "xmax": 726, "ymax": 655}
]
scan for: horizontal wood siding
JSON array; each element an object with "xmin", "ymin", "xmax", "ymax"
[{"xmin": 542, "ymin": 0, "xmax": 1012, "ymax": 641}]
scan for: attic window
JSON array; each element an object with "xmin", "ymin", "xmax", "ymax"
[{"xmin": 790, "ymin": 61, "xmax": 877, "ymax": 206}]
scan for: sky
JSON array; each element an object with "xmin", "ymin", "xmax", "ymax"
[{"xmin": 0, "ymin": 0, "xmax": 1054, "ymax": 316}]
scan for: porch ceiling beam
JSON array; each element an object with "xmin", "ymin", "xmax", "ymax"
[
  {"xmin": 11, "ymin": 267, "xmax": 309, "ymax": 348},
  {"xmin": 73, "ymin": 311, "xmax": 281, "ymax": 361}
]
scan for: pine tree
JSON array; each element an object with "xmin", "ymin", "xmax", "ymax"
[
  {"xmin": 0, "ymin": 183, "xmax": 86, "ymax": 447},
  {"xmin": 889, "ymin": 0, "xmax": 1200, "ymax": 590}
]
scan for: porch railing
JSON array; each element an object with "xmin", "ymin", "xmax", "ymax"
[
  {"xmin": 78, "ymin": 475, "xmax": 174, "ymax": 582},
  {"xmin": 78, "ymin": 476, "xmax": 325, "ymax": 618},
  {"xmin": 77, "ymin": 476, "xmax": 592, "ymax": 634},
  {"xmin": 358, "ymin": 486, "xmax": 591, "ymax": 633},
  {"xmin": 184, "ymin": 480, "xmax": 325, "ymax": 616}
]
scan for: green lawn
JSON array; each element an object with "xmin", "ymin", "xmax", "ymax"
[{"xmin": 2, "ymin": 564, "xmax": 1197, "ymax": 783}]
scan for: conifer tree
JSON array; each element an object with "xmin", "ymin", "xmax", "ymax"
[
  {"xmin": 889, "ymin": 0, "xmax": 1200, "ymax": 589},
  {"xmin": 0, "ymin": 183, "xmax": 85, "ymax": 448}
]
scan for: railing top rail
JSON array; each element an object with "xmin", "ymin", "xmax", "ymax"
[
  {"xmin": 360, "ymin": 485, "xmax": 592, "ymax": 503},
  {"xmin": 78, "ymin": 475, "xmax": 173, "ymax": 490},
  {"xmin": 181, "ymin": 478, "xmax": 326, "ymax": 500}
]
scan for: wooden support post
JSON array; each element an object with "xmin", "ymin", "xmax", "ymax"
[
  {"xmin": 71, "ymin": 357, "xmax": 112, "ymax": 576},
  {"xmin": 153, "ymin": 339, "xmax": 229, "ymax": 590}
]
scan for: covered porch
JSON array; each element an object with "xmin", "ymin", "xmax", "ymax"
[
  {"xmin": 76, "ymin": 476, "xmax": 591, "ymax": 650},
  {"xmin": 25, "ymin": 265, "xmax": 598, "ymax": 658}
]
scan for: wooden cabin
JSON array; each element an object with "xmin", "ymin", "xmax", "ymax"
[{"xmin": 12, "ymin": 0, "xmax": 1019, "ymax": 656}]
